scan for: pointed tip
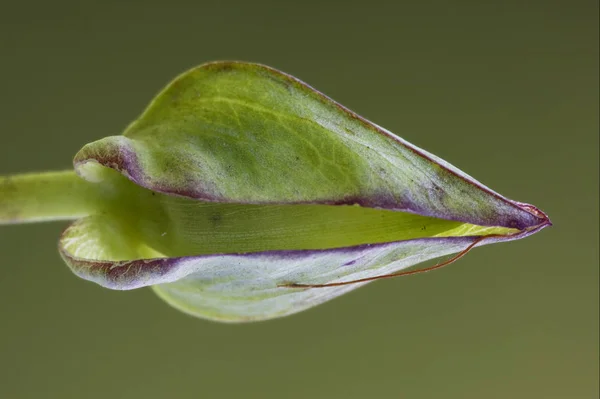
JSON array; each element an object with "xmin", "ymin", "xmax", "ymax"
[{"xmin": 517, "ymin": 202, "xmax": 552, "ymax": 229}]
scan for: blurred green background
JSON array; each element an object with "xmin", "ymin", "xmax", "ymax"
[{"xmin": 0, "ymin": 0, "xmax": 597, "ymax": 398}]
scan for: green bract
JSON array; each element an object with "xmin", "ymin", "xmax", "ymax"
[{"xmin": 0, "ymin": 62, "xmax": 550, "ymax": 322}]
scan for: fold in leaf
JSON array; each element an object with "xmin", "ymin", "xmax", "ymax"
[
  {"xmin": 60, "ymin": 217, "xmax": 545, "ymax": 322},
  {"xmin": 60, "ymin": 61, "xmax": 550, "ymax": 322}
]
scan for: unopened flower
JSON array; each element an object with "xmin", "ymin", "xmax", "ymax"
[{"xmin": 0, "ymin": 62, "xmax": 550, "ymax": 322}]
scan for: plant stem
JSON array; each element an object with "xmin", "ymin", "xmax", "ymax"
[{"xmin": 0, "ymin": 170, "xmax": 101, "ymax": 224}]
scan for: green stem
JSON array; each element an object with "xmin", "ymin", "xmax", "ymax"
[{"xmin": 0, "ymin": 170, "xmax": 101, "ymax": 224}]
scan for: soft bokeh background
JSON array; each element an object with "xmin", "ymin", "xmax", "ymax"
[{"xmin": 0, "ymin": 1, "xmax": 597, "ymax": 398}]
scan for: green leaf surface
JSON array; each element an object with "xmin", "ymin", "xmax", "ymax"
[{"xmin": 74, "ymin": 62, "xmax": 546, "ymax": 230}]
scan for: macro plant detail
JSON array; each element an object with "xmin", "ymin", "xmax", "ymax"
[{"xmin": 0, "ymin": 61, "xmax": 551, "ymax": 322}]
